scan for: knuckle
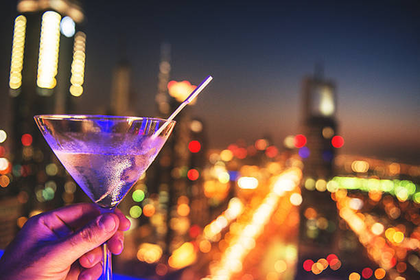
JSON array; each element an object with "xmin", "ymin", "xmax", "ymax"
[{"xmin": 79, "ymin": 225, "xmax": 100, "ymax": 244}]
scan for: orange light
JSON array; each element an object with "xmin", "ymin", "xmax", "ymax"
[
  {"xmin": 177, "ymin": 203, "xmax": 190, "ymax": 217},
  {"xmin": 0, "ymin": 158, "xmax": 10, "ymax": 173},
  {"xmin": 0, "ymin": 175, "xmax": 10, "ymax": 188},
  {"xmin": 17, "ymin": 216, "xmax": 28, "ymax": 228},
  {"xmin": 348, "ymin": 272, "xmax": 360, "ymax": 280},
  {"xmin": 374, "ymin": 268, "xmax": 386, "ymax": 279},
  {"xmin": 274, "ymin": 260, "xmax": 287, "ymax": 273},
  {"xmin": 199, "ymin": 240, "xmax": 211, "ymax": 253},
  {"xmin": 143, "ymin": 204, "xmax": 155, "ymax": 217},
  {"xmin": 330, "ymin": 258, "xmax": 341, "ymax": 270},
  {"xmin": 136, "ymin": 243, "xmax": 162, "ymax": 263},
  {"xmin": 167, "ymin": 80, "xmax": 197, "ymax": 103},
  {"xmin": 255, "ymin": 139, "xmax": 268, "ymax": 150},
  {"xmin": 168, "ymin": 242, "xmax": 196, "ymax": 269},
  {"xmin": 220, "ymin": 149, "xmax": 233, "ymax": 161}
]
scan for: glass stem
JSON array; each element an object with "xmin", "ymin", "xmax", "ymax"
[
  {"xmin": 99, "ymin": 206, "xmax": 116, "ymax": 280},
  {"xmin": 101, "ymin": 242, "xmax": 112, "ymax": 280}
]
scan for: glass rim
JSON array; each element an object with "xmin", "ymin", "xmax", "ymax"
[{"xmin": 34, "ymin": 114, "xmax": 176, "ymax": 124}]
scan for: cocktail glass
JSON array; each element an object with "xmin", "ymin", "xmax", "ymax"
[{"xmin": 34, "ymin": 114, "xmax": 176, "ymax": 280}]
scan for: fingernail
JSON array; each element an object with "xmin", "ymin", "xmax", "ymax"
[
  {"xmin": 86, "ymin": 253, "xmax": 95, "ymax": 264},
  {"xmin": 99, "ymin": 214, "xmax": 117, "ymax": 232}
]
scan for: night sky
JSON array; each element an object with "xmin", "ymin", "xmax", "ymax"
[{"xmin": 0, "ymin": 0, "xmax": 419, "ymax": 164}]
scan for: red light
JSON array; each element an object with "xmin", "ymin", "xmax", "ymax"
[
  {"xmin": 294, "ymin": 134, "xmax": 307, "ymax": 148},
  {"xmin": 331, "ymin": 136, "xmax": 344, "ymax": 148},
  {"xmin": 326, "ymin": 253, "xmax": 338, "ymax": 264},
  {"xmin": 303, "ymin": 259, "xmax": 314, "ymax": 271},
  {"xmin": 265, "ymin": 146, "xmax": 278, "ymax": 158},
  {"xmin": 188, "ymin": 140, "xmax": 201, "ymax": 153},
  {"xmin": 21, "ymin": 134, "xmax": 33, "ymax": 146},
  {"xmin": 235, "ymin": 148, "xmax": 247, "ymax": 159},
  {"xmin": 189, "ymin": 225, "xmax": 201, "ymax": 238},
  {"xmin": 187, "ymin": 169, "xmax": 199, "ymax": 181},
  {"xmin": 362, "ymin": 267, "xmax": 373, "ymax": 279},
  {"xmin": 228, "ymin": 144, "xmax": 238, "ymax": 152}
]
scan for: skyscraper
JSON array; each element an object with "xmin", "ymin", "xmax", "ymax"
[
  {"xmin": 297, "ymin": 68, "xmax": 342, "ymax": 279},
  {"xmin": 8, "ymin": 0, "xmax": 86, "ymax": 213}
]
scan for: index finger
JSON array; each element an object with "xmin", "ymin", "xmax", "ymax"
[
  {"xmin": 38, "ymin": 203, "xmax": 100, "ymax": 238},
  {"xmin": 114, "ymin": 208, "xmax": 131, "ymax": 231}
]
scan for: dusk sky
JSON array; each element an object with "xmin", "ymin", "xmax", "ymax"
[{"xmin": 0, "ymin": 0, "xmax": 419, "ymax": 164}]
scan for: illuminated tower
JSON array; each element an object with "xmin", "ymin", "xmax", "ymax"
[
  {"xmin": 300, "ymin": 67, "xmax": 340, "ymax": 179},
  {"xmin": 8, "ymin": 0, "xmax": 86, "ymax": 213},
  {"xmin": 297, "ymin": 68, "xmax": 343, "ymax": 279}
]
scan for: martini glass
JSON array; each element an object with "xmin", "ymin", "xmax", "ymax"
[{"xmin": 34, "ymin": 114, "xmax": 175, "ymax": 280}]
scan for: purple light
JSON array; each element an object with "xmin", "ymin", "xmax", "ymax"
[
  {"xmin": 322, "ymin": 150, "xmax": 334, "ymax": 161},
  {"xmin": 299, "ymin": 147, "xmax": 310, "ymax": 158}
]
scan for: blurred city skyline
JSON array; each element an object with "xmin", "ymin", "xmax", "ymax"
[{"xmin": 0, "ymin": 0, "xmax": 419, "ymax": 164}]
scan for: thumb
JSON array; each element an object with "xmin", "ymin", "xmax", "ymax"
[{"xmin": 54, "ymin": 213, "xmax": 119, "ymax": 264}]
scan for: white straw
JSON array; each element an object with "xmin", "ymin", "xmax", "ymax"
[{"xmin": 153, "ymin": 75, "xmax": 213, "ymax": 138}]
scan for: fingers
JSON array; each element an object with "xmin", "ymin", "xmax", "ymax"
[
  {"xmin": 78, "ymin": 262, "xmax": 102, "ymax": 280},
  {"xmin": 114, "ymin": 208, "xmax": 131, "ymax": 231},
  {"xmin": 80, "ymin": 230, "xmax": 124, "ymax": 268},
  {"xmin": 107, "ymin": 230, "xmax": 124, "ymax": 255},
  {"xmin": 108, "ymin": 209, "xmax": 130, "ymax": 255},
  {"xmin": 67, "ymin": 261, "xmax": 102, "ymax": 280},
  {"xmin": 79, "ymin": 247, "xmax": 102, "ymax": 268},
  {"xmin": 39, "ymin": 203, "xmax": 100, "ymax": 238},
  {"xmin": 56, "ymin": 213, "xmax": 120, "ymax": 265}
]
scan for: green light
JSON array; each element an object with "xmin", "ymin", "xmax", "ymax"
[
  {"xmin": 327, "ymin": 181, "xmax": 339, "ymax": 192},
  {"xmin": 129, "ymin": 205, "xmax": 142, "ymax": 218},
  {"xmin": 396, "ymin": 188, "xmax": 409, "ymax": 202},
  {"xmin": 414, "ymin": 193, "xmax": 420, "ymax": 204},
  {"xmin": 305, "ymin": 178, "xmax": 315, "ymax": 191},
  {"xmin": 132, "ymin": 190, "xmax": 145, "ymax": 202},
  {"xmin": 405, "ymin": 181, "xmax": 416, "ymax": 195},
  {"xmin": 42, "ymin": 187, "xmax": 54, "ymax": 201},
  {"xmin": 333, "ymin": 176, "xmax": 419, "ymax": 202},
  {"xmin": 380, "ymin": 180, "xmax": 394, "ymax": 193},
  {"xmin": 306, "ymin": 228, "xmax": 319, "ymax": 239},
  {"xmin": 367, "ymin": 178, "xmax": 380, "ymax": 191}
]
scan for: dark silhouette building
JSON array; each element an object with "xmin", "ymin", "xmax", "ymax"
[
  {"xmin": 8, "ymin": 0, "xmax": 86, "ymax": 214},
  {"xmin": 297, "ymin": 69, "xmax": 341, "ymax": 278}
]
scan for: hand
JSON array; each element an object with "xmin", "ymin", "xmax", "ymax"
[{"xmin": 0, "ymin": 203, "xmax": 131, "ymax": 280}]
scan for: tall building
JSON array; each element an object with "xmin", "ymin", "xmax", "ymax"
[
  {"xmin": 300, "ymin": 68, "xmax": 338, "ymax": 179},
  {"xmin": 297, "ymin": 68, "xmax": 343, "ymax": 279},
  {"xmin": 7, "ymin": 0, "xmax": 86, "ymax": 214}
]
